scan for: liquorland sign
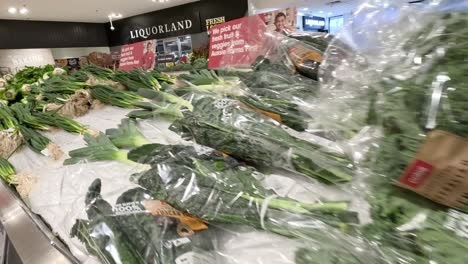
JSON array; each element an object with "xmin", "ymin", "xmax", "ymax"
[
  {"xmin": 129, "ymin": 20, "xmax": 194, "ymax": 39},
  {"xmin": 107, "ymin": 0, "xmax": 248, "ymax": 46}
]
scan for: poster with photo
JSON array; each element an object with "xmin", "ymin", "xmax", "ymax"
[
  {"xmin": 259, "ymin": 7, "xmax": 297, "ymax": 34},
  {"xmin": 119, "ymin": 39, "xmax": 157, "ymax": 71}
]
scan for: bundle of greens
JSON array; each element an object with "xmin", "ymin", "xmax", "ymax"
[
  {"xmin": 307, "ymin": 8, "xmax": 468, "ymax": 264},
  {"xmin": 128, "ymin": 89, "xmax": 193, "ymax": 120},
  {"xmin": 0, "ymin": 157, "xmax": 16, "ymax": 184},
  {"xmin": 18, "ymin": 125, "xmax": 62, "ymax": 159},
  {"xmin": 0, "ymin": 106, "xmax": 19, "ymax": 131},
  {"xmin": 177, "ymin": 69, "xmax": 313, "ymax": 131},
  {"xmin": 3, "ymin": 65, "xmax": 54, "ymax": 99},
  {"xmin": 359, "ymin": 11, "xmax": 468, "ymax": 264},
  {"xmin": 64, "ymin": 133, "xmax": 135, "ymax": 165},
  {"xmin": 10, "ymin": 103, "xmax": 49, "ymax": 131},
  {"xmin": 105, "ymin": 118, "xmax": 150, "ymax": 148},
  {"xmin": 113, "ymin": 68, "xmax": 161, "ymax": 91},
  {"xmin": 81, "ymin": 64, "xmax": 114, "ymax": 80},
  {"xmin": 90, "ymin": 85, "xmax": 145, "ymax": 108},
  {"xmin": 128, "ymin": 144, "xmax": 358, "ymax": 237},
  {"xmin": 33, "ymin": 112, "xmax": 89, "ymax": 134},
  {"xmin": 0, "ymin": 106, "xmax": 23, "ymax": 158},
  {"xmin": 27, "ymin": 74, "xmax": 88, "ymax": 108},
  {"xmin": 170, "ymin": 94, "xmax": 353, "ymax": 184},
  {"xmin": 71, "ymin": 179, "xmax": 218, "ymax": 264},
  {"xmin": 361, "ymin": 183, "xmax": 468, "ymax": 264},
  {"xmin": 370, "ymin": 11, "xmax": 468, "ymax": 180},
  {"xmin": 150, "ymin": 69, "xmax": 175, "ymax": 84}
]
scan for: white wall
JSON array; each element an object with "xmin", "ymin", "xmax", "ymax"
[
  {"xmin": 0, "ymin": 49, "xmax": 55, "ymax": 73},
  {"xmin": 51, "ymin": 47, "xmax": 110, "ymax": 59}
]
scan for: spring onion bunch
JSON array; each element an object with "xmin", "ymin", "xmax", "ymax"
[
  {"xmin": 0, "ymin": 106, "xmax": 19, "ymax": 131},
  {"xmin": 18, "ymin": 125, "xmax": 62, "ymax": 159},
  {"xmin": 127, "ymin": 88, "xmax": 193, "ymax": 120},
  {"xmin": 90, "ymin": 85, "xmax": 146, "ymax": 108},
  {"xmin": 113, "ymin": 69, "xmax": 161, "ymax": 91},
  {"xmin": 10, "ymin": 103, "xmax": 49, "ymax": 130},
  {"xmin": 0, "ymin": 158, "xmax": 16, "ymax": 184},
  {"xmin": 81, "ymin": 64, "xmax": 114, "ymax": 80},
  {"xmin": 39, "ymin": 75, "xmax": 87, "ymax": 94},
  {"xmin": 33, "ymin": 112, "xmax": 89, "ymax": 134},
  {"xmin": 150, "ymin": 69, "xmax": 175, "ymax": 84}
]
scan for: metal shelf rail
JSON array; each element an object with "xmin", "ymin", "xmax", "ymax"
[{"xmin": 0, "ymin": 181, "xmax": 78, "ymax": 264}]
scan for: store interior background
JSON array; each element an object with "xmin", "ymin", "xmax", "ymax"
[{"xmin": 1, "ymin": 0, "xmax": 371, "ymax": 73}]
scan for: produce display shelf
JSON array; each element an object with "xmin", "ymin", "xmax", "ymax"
[{"xmin": 0, "ymin": 180, "xmax": 78, "ymax": 264}]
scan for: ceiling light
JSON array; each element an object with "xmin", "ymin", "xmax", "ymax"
[
  {"xmin": 8, "ymin": 7, "xmax": 17, "ymax": 14},
  {"xmin": 19, "ymin": 8, "xmax": 28, "ymax": 14},
  {"xmin": 319, "ymin": 10, "xmax": 324, "ymax": 13},
  {"xmin": 302, "ymin": 8, "xmax": 309, "ymax": 11},
  {"xmin": 108, "ymin": 13, "xmax": 122, "ymax": 19},
  {"xmin": 328, "ymin": 12, "xmax": 333, "ymax": 15}
]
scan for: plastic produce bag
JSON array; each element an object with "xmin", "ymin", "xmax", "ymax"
[
  {"xmin": 126, "ymin": 143, "xmax": 396, "ymax": 263},
  {"xmin": 169, "ymin": 92, "xmax": 355, "ymax": 185},
  {"xmin": 128, "ymin": 143, "xmax": 359, "ymax": 232},
  {"xmin": 312, "ymin": 0, "xmax": 468, "ymax": 263},
  {"xmin": 204, "ymin": 11, "xmax": 339, "ymax": 132},
  {"xmin": 71, "ymin": 179, "xmax": 219, "ymax": 264}
]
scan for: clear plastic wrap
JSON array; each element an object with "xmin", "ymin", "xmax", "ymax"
[
  {"xmin": 71, "ymin": 178, "xmax": 219, "ymax": 264},
  {"xmin": 169, "ymin": 92, "xmax": 354, "ymax": 185},
  {"xmin": 55, "ymin": 142, "xmax": 387, "ymax": 264},
  {"xmin": 314, "ymin": 0, "xmax": 468, "ymax": 263}
]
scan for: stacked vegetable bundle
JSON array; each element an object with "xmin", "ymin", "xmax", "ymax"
[
  {"xmin": 61, "ymin": 118, "xmax": 361, "ymax": 264},
  {"xmin": 310, "ymin": 6, "xmax": 468, "ymax": 264}
]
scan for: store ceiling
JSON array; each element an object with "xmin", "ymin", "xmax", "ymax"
[
  {"xmin": 254, "ymin": 0, "xmax": 362, "ymax": 16},
  {"xmin": 0, "ymin": 0, "xmax": 199, "ymax": 23}
]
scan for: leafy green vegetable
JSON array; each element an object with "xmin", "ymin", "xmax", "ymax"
[
  {"xmin": 90, "ymin": 85, "xmax": 145, "ymax": 108},
  {"xmin": 178, "ymin": 69, "xmax": 312, "ymax": 131},
  {"xmin": 64, "ymin": 133, "xmax": 135, "ymax": 165},
  {"xmin": 105, "ymin": 118, "xmax": 149, "ymax": 148},
  {"xmin": 0, "ymin": 157, "xmax": 16, "ymax": 184},
  {"xmin": 0, "ymin": 106, "xmax": 19, "ymax": 131},
  {"xmin": 18, "ymin": 125, "xmax": 54, "ymax": 155},
  {"xmin": 170, "ymin": 95, "xmax": 353, "ymax": 184},
  {"xmin": 81, "ymin": 64, "xmax": 114, "ymax": 80},
  {"xmin": 333, "ymin": 11, "xmax": 468, "ymax": 264},
  {"xmin": 128, "ymin": 102, "xmax": 185, "ymax": 120},
  {"xmin": 149, "ymin": 70, "xmax": 175, "ymax": 84},
  {"xmin": 10, "ymin": 103, "xmax": 49, "ymax": 130},
  {"xmin": 72, "ymin": 178, "xmax": 219, "ymax": 264},
  {"xmin": 128, "ymin": 144, "xmax": 358, "ymax": 237},
  {"xmin": 71, "ymin": 179, "xmax": 144, "ymax": 264},
  {"xmin": 112, "ymin": 69, "xmax": 161, "ymax": 91},
  {"xmin": 137, "ymin": 89, "xmax": 193, "ymax": 111},
  {"xmin": 33, "ymin": 111, "xmax": 89, "ymax": 134}
]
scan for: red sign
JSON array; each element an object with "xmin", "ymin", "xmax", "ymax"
[
  {"xmin": 208, "ymin": 15, "xmax": 267, "ymax": 69},
  {"xmin": 119, "ymin": 40, "xmax": 156, "ymax": 71},
  {"xmin": 400, "ymin": 160, "xmax": 434, "ymax": 188}
]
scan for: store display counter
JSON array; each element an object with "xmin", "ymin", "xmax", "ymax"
[{"xmin": 0, "ymin": 181, "xmax": 78, "ymax": 264}]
